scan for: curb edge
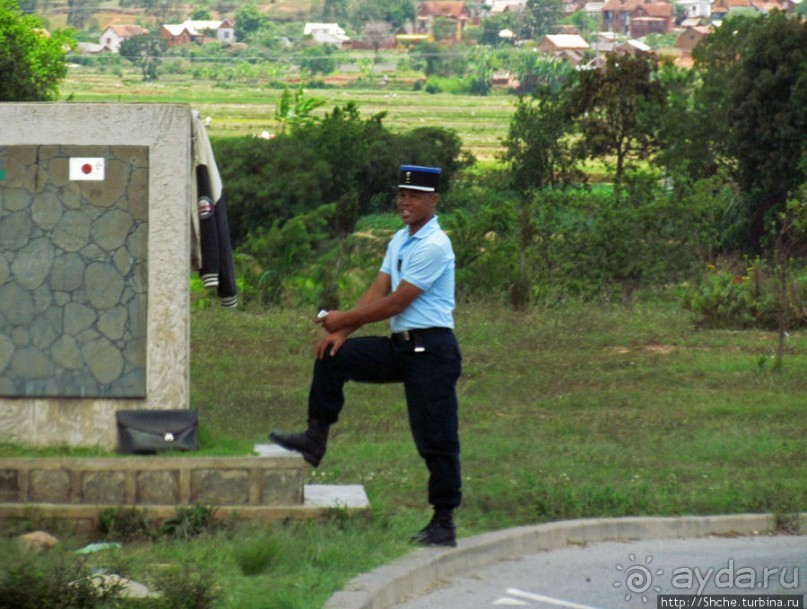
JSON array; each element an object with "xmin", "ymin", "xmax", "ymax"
[{"xmin": 325, "ymin": 513, "xmax": 805, "ymax": 609}]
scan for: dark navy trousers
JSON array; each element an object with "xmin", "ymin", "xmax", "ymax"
[{"xmin": 308, "ymin": 330, "xmax": 462, "ymax": 509}]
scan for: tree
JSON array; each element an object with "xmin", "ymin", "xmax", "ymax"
[
  {"xmin": 119, "ymin": 33, "xmax": 164, "ymax": 81},
  {"xmin": 321, "ymin": 0, "xmax": 349, "ymax": 22},
  {"xmin": 234, "ymin": 3, "xmax": 264, "ymax": 42},
  {"xmin": 189, "ymin": 7, "xmax": 211, "ymax": 20},
  {"xmin": 500, "ymin": 80, "xmax": 581, "ymax": 309},
  {"xmin": 693, "ymin": 12, "xmax": 807, "ymax": 250},
  {"xmin": 568, "ymin": 53, "xmax": 666, "ymax": 185},
  {"xmin": 501, "ymin": 85, "xmax": 582, "ymax": 198},
  {"xmin": 479, "ymin": 13, "xmax": 516, "ymax": 45},
  {"xmin": 349, "ymin": 0, "xmax": 414, "ymax": 30},
  {"xmin": 0, "ymin": 0, "xmax": 73, "ymax": 101},
  {"xmin": 67, "ymin": 0, "xmax": 100, "ymax": 29},
  {"xmin": 119, "ymin": 0, "xmax": 181, "ymax": 23},
  {"xmin": 361, "ymin": 18, "xmax": 391, "ymax": 58},
  {"xmin": 767, "ymin": 189, "xmax": 807, "ymax": 371},
  {"xmin": 273, "ymin": 86, "xmax": 327, "ymax": 135},
  {"xmin": 725, "ymin": 13, "xmax": 807, "ymax": 247},
  {"xmin": 432, "ymin": 16, "xmax": 456, "ymax": 42},
  {"xmin": 513, "ymin": 52, "xmax": 575, "ymax": 94},
  {"xmin": 215, "ymin": 107, "xmax": 471, "ymax": 243},
  {"xmin": 654, "ymin": 61, "xmax": 720, "ymax": 186},
  {"xmin": 561, "ymin": 10, "xmax": 600, "ymax": 36},
  {"xmin": 410, "ymin": 41, "xmax": 467, "ymax": 78},
  {"xmin": 517, "ymin": 0, "xmax": 562, "ymax": 40},
  {"xmin": 299, "ymin": 44, "xmax": 337, "ymax": 77}
]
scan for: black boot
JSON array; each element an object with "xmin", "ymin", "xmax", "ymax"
[
  {"xmin": 269, "ymin": 419, "xmax": 329, "ymax": 467},
  {"xmin": 410, "ymin": 506, "xmax": 457, "ymax": 548}
]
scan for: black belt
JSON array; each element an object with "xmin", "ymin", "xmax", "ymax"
[{"xmin": 391, "ymin": 327, "xmax": 452, "ymax": 342}]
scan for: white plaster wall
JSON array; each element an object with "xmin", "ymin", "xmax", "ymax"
[{"xmin": 0, "ymin": 103, "xmax": 192, "ymax": 448}]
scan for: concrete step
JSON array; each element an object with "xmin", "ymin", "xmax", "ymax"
[{"xmin": 0, "ymin": 444, "xmax": 369, "ymax": 530}]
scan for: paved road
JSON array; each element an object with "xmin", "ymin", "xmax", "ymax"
[{"xmin": 394, "ymin": 535, "xmax": 807, "ymax": 609}]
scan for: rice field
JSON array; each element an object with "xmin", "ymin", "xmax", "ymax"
[{"xmin": 62, "ymin": 68, "xmax": 518, "ymax": 160}]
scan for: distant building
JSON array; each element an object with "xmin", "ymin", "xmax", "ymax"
[
  {"xmin": 675, "ymin": 24, "xmax": 712, "ymax": 53},
  {"xmin": 76, "ymin": 41, "xmax": 107, "ymax": 54},
  {"xmin": 536, "ymin": 34, "xmax": 591, "ymax": 64},
  {"xmin": 562, "ymin": 0, "xmax": 588, "ymax": 12},
  {"xmin": 711, "ymin": 0, "xmax": 788, "ymax": 17},
  {"xmin": 415, "ymin": 1, "xmax": 471, "ymax": 41},
  {"xmin": 537, "ymin": 33, "xmax": 591, "ymax": 51},
  {"xmin": 189, "ymin": 19, "xmax": 235, "ymax": 43},
  {"xmin": 159, "ymin": 19, "xmax": 234, "ymax": 48},
  {"xmin": 99, "ymin": 24, "xmax": 149, "ymax": 53},
  {"xmin": 590, "ymin": 30, "xmax": 623, "ymax": 52},
  {"xmin": 160, "ymin": 24, "xmax": 192, "ymax": 48},
  {"xmin": 584, "ymin": 1, "xmax": 607, "ymax": 13},
  {"xmin": 489, "ymin": 0, "xmax": 527, "ymax": 14},
  {"xmin": 674, "ymin": 0, "xmax": 712, "ymax": 21},
  {"xmin": 303, "ymin": 23, "xmax": 350, "ymax": 46},
  {"xmin": 601, "ymin": 0, "xmax": 674, "ymax": 36},
  {"xmin": 615, "ymin": 38, "xmax": 651, "ymax": 54}
]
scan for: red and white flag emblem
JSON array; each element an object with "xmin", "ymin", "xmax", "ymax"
[{"xmin": 69, "ymin": 157, "xmax": 105, "ymax": 181}]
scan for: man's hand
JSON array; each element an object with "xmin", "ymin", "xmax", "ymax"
[
  {"xmin": 316, "ymin": 310, "xmax": 349, "ymax": 334},
  {"xmin": 315, "ymin": 330, "xmax": 350, "ymax": 359}
]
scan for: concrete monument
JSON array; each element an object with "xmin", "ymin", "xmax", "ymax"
[{"xmin": 0, "ymin": 104, "xmax": 192, "ymax": 448}]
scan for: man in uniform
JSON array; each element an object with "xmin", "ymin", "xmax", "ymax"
[{"xmin": 270, "ymin": 165, "xmax": 463, "ymax": 547}]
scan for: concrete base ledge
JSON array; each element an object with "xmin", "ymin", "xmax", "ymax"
[
  {"xmin": 0, "ymin": 484, "xmax": 370, "ymax": 532},
  {"xmin": 0, "ymin": 453, "xmax": 306, "ymax": 508},
  {"xmin": 0, "ymin": 445, "xmax": 370, "ymax": 532},
  {"xmin": 325, "ymin": 513, "xmax": 804, "ymax": 609}
]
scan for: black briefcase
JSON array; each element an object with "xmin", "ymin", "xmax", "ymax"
[{"xmin": 116, "ymin": 409, "xmax": 199, "ymax": 454}]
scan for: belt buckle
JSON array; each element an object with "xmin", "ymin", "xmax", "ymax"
[{"xmin": 402, "ymin": 330, "xmax": 411, "ymax": 341}]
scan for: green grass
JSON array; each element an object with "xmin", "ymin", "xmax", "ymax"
[
  {"xmin": 190, "ymin": 300, "xmax": 807, "ymax": 523},
  {"xmin": 3, "ymin": 299, "xmax": 807, "ymax": 607},
  {"xmin": 193, "ymin": 298, "xmax": 807, "ymax": 522}
]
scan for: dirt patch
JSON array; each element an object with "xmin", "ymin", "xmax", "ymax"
[{"xmin": 613, "ymin": 343, "xmax": 676, "ymax": 355}]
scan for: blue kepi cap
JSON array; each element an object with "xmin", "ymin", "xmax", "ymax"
[{"xmin": 399, "ymin": 165, "xmax": 441, "ymax": 193}]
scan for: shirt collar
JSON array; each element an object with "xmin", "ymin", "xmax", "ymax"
[{"xmin": 409, "ymin": 215, "xmax": 440, "ymax": 239}]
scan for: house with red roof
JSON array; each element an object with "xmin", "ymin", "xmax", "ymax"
[
  {"xmin": 99, "ymin": 24, "xmax": 149, "ymax": 53},
  {"xmin": 159, "ymin": 20, "xmax": 235, "ymax": 48},
  {"xmin": 711, "ymin": 0, "xmax": 788, "ymax": 18},
  {"xmin": 676, "ymin": 24, "xmax": 712, "ymax": 53},
  {"xmin": 536, "ymin": 33, "xmax": 591, "ymax": 65},
  {"xmin": 415, "ymin": 1, "xmax": 471, "ymax": 41},
  {"xmin": 601, "ymin": 0, "xmax": 674, "ymax": 36}
]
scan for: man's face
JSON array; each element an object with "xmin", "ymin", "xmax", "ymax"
[{"xmin": 397, "ymin": 188, "xmax": 439, "ymax": 232}]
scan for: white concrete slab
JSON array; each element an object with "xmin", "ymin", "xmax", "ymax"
[
  {"xmin": 304, "ymin": 485, "xmax": 370, "ymax": 509},
  {"xmin": 254, "ymin": 443, "xmax": 300, "ymax": 458}
]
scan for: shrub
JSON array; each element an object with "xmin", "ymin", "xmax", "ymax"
[
  {"xmin": 682, "ymin": 260, "xmax": 807, "ymax": 329},
  {"xmin": 233, "ymin": 534, "xmax": 283, "ymax": 576},
  {"xmin": 99, "ymin": 506, "xmax": 154, "ymax": 542},
  {"xmin": 146, "ymin": 564, "xmax": 220, "ymax": 609},
  {"xmin": 0, "ymin": 548, "xmax": 121, "ymax": 609},
  {"xmin": 214, "ymin": 102, "xmax": 473, "ymax": 245},
  {"xmin": 161, "ymin": 504, "xmax": 218, "ymax": 539}
]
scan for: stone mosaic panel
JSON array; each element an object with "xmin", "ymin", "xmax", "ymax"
[{"xmin": 0, "ymin": 146, "xmax": 148, "ymax": 398}]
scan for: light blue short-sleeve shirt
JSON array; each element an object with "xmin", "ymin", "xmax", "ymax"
[{"xmin": 380, "ymin": 216, "xmax": 455, "ymax": 332}]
